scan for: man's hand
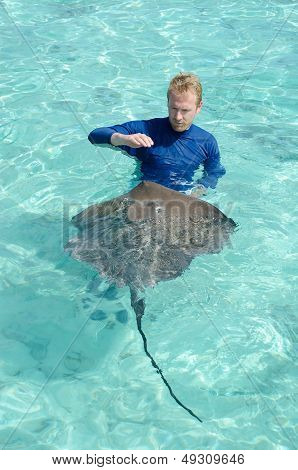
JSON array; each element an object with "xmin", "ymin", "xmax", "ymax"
[{"xmin": 111, "ymin": 132, "xmax": 154, "ymax": 148}]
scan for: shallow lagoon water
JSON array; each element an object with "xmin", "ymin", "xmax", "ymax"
[{"xmin": 0, "ymin": 0, "xmax": 297, "ymax": 449}]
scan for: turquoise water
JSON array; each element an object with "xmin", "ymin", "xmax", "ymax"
[{"xmin": 0, "ymin": 0, "xmax": 297, "ymax": 450}]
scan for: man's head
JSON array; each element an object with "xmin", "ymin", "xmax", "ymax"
[{"xmin": 167, "ymin": 72, "xmax": 203, "ymax": 132}]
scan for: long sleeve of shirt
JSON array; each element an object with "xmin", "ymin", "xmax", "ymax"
[
  {"xmin": 196, "ymin": 134, "xmax": 226, "ymax": 189},
  {"xmin": 88, "ymin": 127, "xmax": 117, "ymax": 145}
]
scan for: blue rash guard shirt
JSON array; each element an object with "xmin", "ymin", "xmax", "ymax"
[{"xmin": 88, "ymin": 117, "xmax": 225, "ymax": 192}]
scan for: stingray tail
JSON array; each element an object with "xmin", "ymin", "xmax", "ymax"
[{"xmin": 129, "ymin": 287, "xmax": 203, "ymax": 423}]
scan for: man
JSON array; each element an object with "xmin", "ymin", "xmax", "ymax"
[{"xmin": 88, "ymin": 72, "xmax": 225, "ymax": 194}]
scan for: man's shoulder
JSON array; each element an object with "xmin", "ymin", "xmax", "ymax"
[
  {"xmin": 190, "ymin": 124, "xmax": 216, "ymax": 141},
  {"xmin": 139, "ymin": 117, "xmax": 169, "ymax": 136},
  {"xmin": 125, "ymin": 117, "xmax": 167, "ymax": 132},
  {"xmin": 145, "ymin": 117, "xmax": 168, "ymax": 126},
  {"xmin": 190, "ymin": 125, "xmax": 219, "ymax": 152}
]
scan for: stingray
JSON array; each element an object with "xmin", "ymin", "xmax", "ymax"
[{"xmin": 65, "ymin": 181, "xmax": 236, "ymax": 422}]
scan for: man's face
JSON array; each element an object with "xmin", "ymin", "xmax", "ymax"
[{"xmin": 168, "ymin": 90, "xmax": 202, "ymax": 132}]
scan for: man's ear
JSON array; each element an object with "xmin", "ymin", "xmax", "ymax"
[{"xmin": 196, "ymin": 100, "xmax": 203, "ymax": 113}]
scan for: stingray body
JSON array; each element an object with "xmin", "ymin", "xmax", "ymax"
[{"xmin": 65, "ymin": 181, "xmax": 236, "ymax": 422}]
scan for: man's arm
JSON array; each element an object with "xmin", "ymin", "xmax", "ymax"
[
  {"xmin": 88, "ymin": 127, "xmax": 115, "ymax": 146},
  {"xmin": 197, "ymin": 135, "xmax": 226, "ymax": 189},
  {"xmin": 88, "ymin": 121, "xmax": 154, "ymax": 149}
]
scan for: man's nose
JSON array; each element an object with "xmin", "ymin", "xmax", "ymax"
[{"xmin": 175, "ymin": 110, "xmax": 183, "ymax": 121}]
